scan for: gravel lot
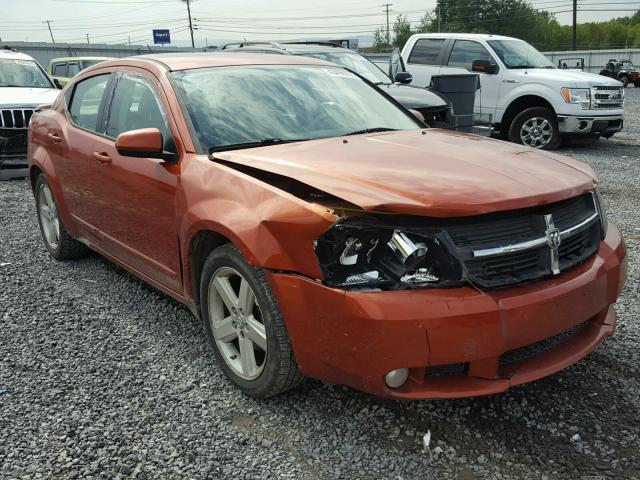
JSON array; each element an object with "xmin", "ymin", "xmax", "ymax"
[{"xmin": 2, "ymin": 88, "xmax": 639, "ymax": 480}]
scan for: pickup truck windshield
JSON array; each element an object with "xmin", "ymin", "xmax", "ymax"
[
  {"xmin": 300, "ymin": 52, "xmax": 391, "ymax": 84},
  {"xmin": 0, "ymin": 59, "xmax": 53, "ymax": 88},
  {"xmin": 487, "ymin": 40, "xmax": 555, "ymax": 69},
  {"xmin": 172, "ymin": 65, "xmax": 419, "ymax": 152}
]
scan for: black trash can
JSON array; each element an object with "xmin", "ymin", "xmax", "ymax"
[{"xmin": 429, "ymin": 74, "xmax": 480, "ymax": 133}]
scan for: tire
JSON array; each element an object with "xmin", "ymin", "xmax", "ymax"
[
  {"xmin": 634, "ymin": 80, "xmax": 640, "ymax": 88},
  {"xmin": 34, "ymin": 174, "xmax": 88, "ymax": 260},
  {"xmin": 508, "ymin": 107, "xmax": 561, "ymax": 150},
  {"xmin": 200, "ymin": 244, "xmax": 303, "ymax": 398},
  {"xmin": 620, "ymin": 76, "xmax": 629, "ymax": 88}
]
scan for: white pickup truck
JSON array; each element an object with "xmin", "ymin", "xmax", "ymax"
[{"xmin": 396, "ymin": 33, "xmax": 624, "ymax": 149}]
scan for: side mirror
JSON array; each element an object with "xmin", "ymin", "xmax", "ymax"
[
  {"xmin": 53, "ymin": 78, "xmax": 63, "ymax": 89},
  {"xmin": 472, "ymin": 59, "xmax": 498, "ymax": 75},
  {"xmin": 408, "ymin": 109, "xmax": 425, "ymax": 123},
  {"xmin": 115, "ymin": 128, "xmax": 174, "ymax": 161},
  {"xmin": 394, "ymin": 72, "xmax": 413, "ymax": 84}
]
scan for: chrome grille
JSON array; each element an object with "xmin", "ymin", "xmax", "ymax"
[
  {"xmin": 591, "ymin": 86, "xmax": 623, "ymax": 109},
  {"xmin": 0, "ymin": 109, "xmax": 34, "ymax": 129},
  {"xmin": 446, "ymin": 193, "xmax": 601, "ymax": 288}
]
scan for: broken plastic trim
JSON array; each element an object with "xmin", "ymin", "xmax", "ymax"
[
  {"xmin": 314, "ymin": 216, "xmax": 465, "ymax": 290},
  {"xmin": 211, "ymin": 156, "xmax": 361, "ymax": 210}
]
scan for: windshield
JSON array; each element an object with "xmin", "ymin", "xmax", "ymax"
[
  {"xmin": 172, "ymin": 65, "xmax": 418, "ymax": 152},
  {"xmin": 298, "ymin": 52, "xmax": 390, "ymax": 84},
  {"xmin": 0, "ymin": 58, "xmax": 53, "ymax": 88},
  {"xmin": 487, "ymin": 40, "xmax": 555, "ymax": 69}
]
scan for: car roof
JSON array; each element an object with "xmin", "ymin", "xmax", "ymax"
[
  {"xmin": 0, "ymin": 49, "xmax": 37, "ymax": 61},
  {"xmin": 409, "ymin": 33, "xmax": 517, "ymax": 41},
  {"xmin": 93, "ymin": 52, "xmax": 336, "ymax": 72},
  {"xmin": 222, "ymin": 41, "xmax": 354, "ymax": 55},
  {"xmin": 49, "ymin": 56, "xmax": 113, "ymax": 63}
]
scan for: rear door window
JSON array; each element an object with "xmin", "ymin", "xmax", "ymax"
[
  {"xmin": 53, "ymin": 63, "xmax": 68, "ymax": 76},
  {"xmin": 408, "ymin": 38, "xmax": 446, "ymax": 65},
  {"xmin": 68, "ymin": 74, "xmax": 110, "ymax": 133},
  {"xmin": 447, "ymin": 40, "xmax": 493, "ymax": 71}
]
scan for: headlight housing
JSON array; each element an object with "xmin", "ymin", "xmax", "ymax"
[
  {"xmin": 314, "ymin": 218, "xmax": 464, "ymax": 289},
  {"xmin": 593, "ymin": 188, "xmax": 608, "ymax": 238},
  {"xmin": 561, "ymin": 87, "xmax": 591, "ymax": 110}
]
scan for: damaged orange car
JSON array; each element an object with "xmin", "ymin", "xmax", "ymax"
[{"xmin": 28, "ymin": 54, "xmax": 627, "ymax": 399}]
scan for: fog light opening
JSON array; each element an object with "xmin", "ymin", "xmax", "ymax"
[
  {"xmin": 578, "ymin": 121, "xmax": 589, "ymax": 130},
  {"xmin": 384, "ymin": 368, "xmax": 409, "ymax": 389}
]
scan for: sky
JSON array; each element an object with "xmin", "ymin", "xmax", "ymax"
[{"xmin": 0, "ymin": 0, "xmax": 638, "ymax": 47}]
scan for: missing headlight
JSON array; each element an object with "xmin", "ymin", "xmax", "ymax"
[{"xmin": 314, "ymin": 217, "xmax": 464, "ymax": 289}]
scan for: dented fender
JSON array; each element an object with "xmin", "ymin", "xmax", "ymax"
[{"xmin": 179, "ymin": 155, "xmax": 340, "ymax": 299}]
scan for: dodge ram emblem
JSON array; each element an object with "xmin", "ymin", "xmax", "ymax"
[{"xmin": 544, "ymin": 214, "xmax": 562, "ymax": 275}]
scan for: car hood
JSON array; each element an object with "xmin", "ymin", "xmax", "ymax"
[
  {"xmin": 511, "ymin": 68, "xmax": 622, "ymax": 88},
  {"xmin": 213, "ymin": 129, "xmax": 597, "ymax": 217},
  {"xmin": 0, "ymin": 87, "xmax": 59, "ymax": 107},
  {"xmin": 379, "ymin": 84, "xmax": 449, "ymax": 110}
]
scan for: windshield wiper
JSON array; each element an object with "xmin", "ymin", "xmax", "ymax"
[
  {"xmin": 344, "ymin": 127, "xmax": 398, "ymax": 136},
  {"xmin": 209, "ymin": 138, "xmax": 310, "ymax": 153}
]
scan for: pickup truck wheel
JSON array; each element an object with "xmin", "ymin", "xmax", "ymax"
[
  {"xmin": 509, "ymin": 107, "xmax": 561, "ymax": 150},
  {"xmin": 635, "ymin": 80, "xmax": 640, "ymax": 88},
  {"xmin": 35, "ymin": 174, "xmax": 88, "ymax": 260},
  {"xmin": 200, "ymin": 244, "xmax": 303, "ymax": 398},
  {"xmin": 620, "ymin": 76, "xmax": 629, "ymax": 88}
]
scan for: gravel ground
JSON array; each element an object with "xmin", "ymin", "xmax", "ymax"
[{"xmin": 2, "ymin": 88, "xmax": 639, "ymax": 480}]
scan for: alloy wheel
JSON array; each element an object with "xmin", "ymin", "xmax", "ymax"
[
  {"xmin": 38, "ymin": 183, "xmax": 61, "ymax": 250},
  {"xmin": 207, "ymin": 266, "xmax": 268, "ymax": 380},
  {"xmin": 520, "ymin": 117, "xmax": 553, "ymax": 148}
]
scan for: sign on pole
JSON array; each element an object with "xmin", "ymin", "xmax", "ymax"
[{"xmin": 153, "ymin": 29, "xmax": 171, "ymax": 45}]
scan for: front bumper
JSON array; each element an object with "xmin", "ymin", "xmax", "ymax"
[
  {"xmin": 557, "ymin": 114, "xmax": 623, "ymax": 136},
  {"xmin": 268, "ymin": 222, "xmax": 627, "ymax": 399},
  {"xmin": 0, "ymin": 155, "xmax": 29, "ymax": 180}
]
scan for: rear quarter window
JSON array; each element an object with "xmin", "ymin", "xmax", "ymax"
[{"xmin": 408, "ymin": 38, "xmax": 446, "ymax": 65}]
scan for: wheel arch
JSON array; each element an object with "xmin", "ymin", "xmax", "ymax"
[{"xmin": 500, "ymin": 95, "xmax": 556, "ymax": 136}]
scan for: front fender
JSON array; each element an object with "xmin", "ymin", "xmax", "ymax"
[
  {"xmin": 179, "ymin": 156, "xmax": 339, "ymax": 297},
  {"xmin": 499, "ymin": 82, "xmax": 559, "ymax": 114}
]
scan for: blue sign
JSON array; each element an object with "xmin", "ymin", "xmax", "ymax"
[{"xmin": 153, "ymin": 29, "xmax": 171, "ymax": 45}]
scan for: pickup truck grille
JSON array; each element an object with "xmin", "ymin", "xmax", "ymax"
[
  {"xmin": 591, "ymin": 86, "xmax": 624, "ymax": 109},
  {"xmin": 445, "ymin": 192, "xmax": 601, "ymax": 288},
  {"xmin": 0, "ymin": 109, "xmax": 34, "ymax": 129}
]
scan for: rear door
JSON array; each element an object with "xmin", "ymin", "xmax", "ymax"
[
  {"xmin": 442, "ymin": 39, "xmax": 502, "ymax": 117},
  {"xmin": 402, "ymin": 37, "xmax": 448, "ymax": 87},
  {"xmin": 86, "ymin": 70, "xmax": 182, "ymax": 291}
]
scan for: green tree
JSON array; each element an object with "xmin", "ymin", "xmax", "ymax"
[
  {"xmin": 372, "ymin": 26, "xmax": 390, "ymax": 52},
  {"xmin": 393, "ymin": 14, "xmax": 413, "ymax": 49}
]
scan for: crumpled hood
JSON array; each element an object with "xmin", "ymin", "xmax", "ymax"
[
  {"xmin": 511, "ymin": 68, "xmax": 622, "ymax": 88},
  {"xmin": 0, "ymin": 87, "xmax": 59, "ymax": 108},
  {"xmin": 213, "ymin": 129, "xmax": 597, "ymax": 217}
]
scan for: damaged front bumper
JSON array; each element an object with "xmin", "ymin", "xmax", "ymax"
[{"xmin": 267, "ymin": 222, "xmax": 626, "ymax": 399}]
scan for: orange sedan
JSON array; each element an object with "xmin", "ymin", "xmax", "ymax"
[{"xmin": 27, "ymin": 54, "xmax": 626, "ymax": 399}]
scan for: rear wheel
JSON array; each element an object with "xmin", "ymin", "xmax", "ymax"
[
  {"xmin": 35, "ymin": 174, "xmax": 87, "ymax": 260},
  {"xmin": 200, "ymin": 244, "xmax": 303, "ymax": 398},
  {"xmin": 634, "ymin": 79, "xmax": 640, "ymax": 88},
  {"xmin": 508, "ymin": 107, "xmax": 561, "ymax": 150}
]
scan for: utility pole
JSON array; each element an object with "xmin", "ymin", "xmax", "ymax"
[
  {"xmin": 86, "ymin": 33, "xmax": 90, "ymax": 44},
  {"xmin": 437, "ymin": 6, "xmax": 441, "ymax": 33},
  {"xmin": 43, "ymin": 20, "xmax": 55, "ymax": 43},
  {"xmin": 572, "ymin": 0, "xmax": 577, "ymax": 50},
  {"xmin": 182, "ymin": 0, "xmax": 195, "ymax": 48},
  {"xmin": 382, "ymin": 3, "xmax": 392, "ymax": 47}
]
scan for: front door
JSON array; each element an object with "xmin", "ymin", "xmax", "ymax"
[{"xmin": 441, "ymin": 39, "xmax": 502, "ymax": 118}]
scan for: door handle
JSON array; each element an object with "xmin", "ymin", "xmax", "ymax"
[
  {"xmin": 92, "ymin": 151, "xmax": 112, "ymax": 164},
  {"xmin": 47, "ymin": 132, "xmax": 62, "ymax": 144}
]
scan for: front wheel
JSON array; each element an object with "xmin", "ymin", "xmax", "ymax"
[
  {"xmin": 508, "ymin": 107, "xmax": 561, "ymax": 150},
  {"xmin": 200, "ymin": 244, "xmax": 303, "ymax": 398},
  {"xmin": 620, "ymin": 76, "xmax": 629, "ymax": 88}
]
